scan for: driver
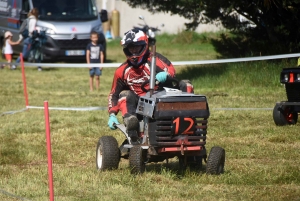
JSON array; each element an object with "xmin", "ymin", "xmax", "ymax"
[{"xmin": 107, "ymin": 28, "xmax": 193, "ymax": 133}]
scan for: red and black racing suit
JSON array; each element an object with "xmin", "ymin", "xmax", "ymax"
[{"xmin": 108, "ymin": 51, "xmax": 193, "ymax": 118}]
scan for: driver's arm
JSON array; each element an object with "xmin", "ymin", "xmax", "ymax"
[
  {"xmin": 154, "ymin": 53, "xmax": 175, "ymax": 77},
  {"xmin": 108, "ymin": 66, "xmax": 127, "ymax": 115}
]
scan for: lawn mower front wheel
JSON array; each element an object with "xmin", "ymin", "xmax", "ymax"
[
  {"xmin": 206, "ymin": 146, "xmax": 225, "ymax": 175},
  {"xmin": 129, "ymin": 145, "xmax": 146, "ymax": 175},
  {"xmin": 96, "ymin": 136, "xmax": 120, "ymax": 171}
]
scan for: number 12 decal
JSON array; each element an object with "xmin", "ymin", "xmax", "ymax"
[{"xmin": 172, "ymin": 117, "xmax": 195, "ymax": 135}]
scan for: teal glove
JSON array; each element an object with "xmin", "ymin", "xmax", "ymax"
[
  {"xmin": 108, "ymin": 114, "xmax": 120, "ymax": 130},
  {"xmin": 156, "ymin": 72, "xmax": 168, "ymax": 83}
]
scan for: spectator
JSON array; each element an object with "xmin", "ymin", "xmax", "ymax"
[
  {"xmin": 1, "ymin": 31, "xmax": 21, "ymax": 70},
  {"xmin": 86, "ymin": 31, "xmax": 104, "ymax": 91},
  {"xmin": 107, "ymin": 29, "xmax": 194, "ymax": 135},
  {"xmin": 16, "ymin": 8, "xmax": 42, "ymax": 71}
]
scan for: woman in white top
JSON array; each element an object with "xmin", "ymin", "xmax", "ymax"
[
  {"xmin": 1, "ymin": 31, "xmax": 21, "ymax": 69},
  {"xmin": 16, "ymin": 8, "xmax": 39, "ymax": 64}
]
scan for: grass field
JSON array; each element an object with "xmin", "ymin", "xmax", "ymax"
[{"xmin": 0, "ymin": 33, "xmax": 300, "ymax": 201}]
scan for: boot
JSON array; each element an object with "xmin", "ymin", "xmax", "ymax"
[
  {"xmin": 123, "ymin": 115, "xmax": 139, "ymax": 132},
  {"xmin": 123, "ymin": 115, "xmax": 139, "ymax": 143}
]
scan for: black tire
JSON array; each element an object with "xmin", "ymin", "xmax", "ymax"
[
  {"xmin": 177, "ymin": 155, "xmax": 203, "ymax": 175},
  {"xmin": 28, "ymin": 50, "xmax": 34, "ymax": 62},
  {"xmin": 129, "ymin": 145, "xmax": 146, "ymax": 174},
  {"xmin": 178, "ymin": 156, "xmax": 187, "ymax": 171},
  {"xmin": 206, "ymin": 146, "xmax": 225, "ymax": 175},
  {"xmin": 1, "ymin": 37, "xmax": 5, "ymax": 59},
  {"xmin": 273, "ymin": 103, "xmax": 298, "ymax": 126},
  {"xmin": 187, "ymin": 156, "xmax": 203, "ymax": 169},
  {"xmin": 96, "ymin": 136, "xmax": 120, "ymax": 171}
]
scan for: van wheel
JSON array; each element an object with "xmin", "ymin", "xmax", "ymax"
[
  {"xmin": 0, "ymin": 37, "xmax": 4, "ymax": 59},
  {"xmin": 28, "ymin": 51, "xmax": 34, "ymax": 62}
]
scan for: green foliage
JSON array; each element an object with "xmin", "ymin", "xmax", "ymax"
[{"xmin": 123, "ymin": 0, "xmax": 300, "ymax": 54}]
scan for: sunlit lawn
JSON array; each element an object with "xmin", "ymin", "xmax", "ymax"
[{"xmin": 0, "ymin": 33, "xmax": 299, "ymax": 201}]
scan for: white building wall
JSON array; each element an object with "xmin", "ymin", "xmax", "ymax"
[{"xmin": 96, "ymin": 0, "xmax": 222, "ymax": 38}]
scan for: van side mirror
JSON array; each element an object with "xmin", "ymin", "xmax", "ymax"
[
  {"xmin": 100, "ymin": 9, "xmax": 108, "ymax": 23},
  {"xmin": 20, "ymin": 10, "xmax": 28, "ymax": 21}
]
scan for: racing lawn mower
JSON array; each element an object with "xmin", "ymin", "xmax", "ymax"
[
  {"xmin": 273, "ymin": 67, "xmax": 300, "ymax": 126},
  {"xmin": 96, "ymin": 46, "xmax": 225, "ymax": 175}
]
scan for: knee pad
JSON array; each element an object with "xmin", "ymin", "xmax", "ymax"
[{"xmin": 179, "ymin": 80, "xmax": 194, "ymax": 93}]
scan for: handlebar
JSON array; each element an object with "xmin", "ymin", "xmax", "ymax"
[
  {"xmin": 133, "ymin": 26, "xmax": 160, "ymax": 32},
  {"xmin": 141, "ymin": 77, "xmax": 179, "ymax": 92}
]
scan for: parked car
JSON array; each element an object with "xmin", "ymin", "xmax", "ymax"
[{"xmin": 0, "ymin": 0, "xmax": 108, "ymax": 61}]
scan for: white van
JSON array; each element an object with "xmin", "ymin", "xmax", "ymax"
[{"xmin": 0, "ymin": 0, "xmax": 107, "ymax": 61}]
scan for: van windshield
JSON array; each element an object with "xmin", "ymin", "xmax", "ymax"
[{"xmin": 32, "ymin": 0, "xmax": 98, "ymax": 21}]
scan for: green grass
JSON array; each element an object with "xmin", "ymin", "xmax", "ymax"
[{"xmin": 0, "ymin": 32, "xmax": 300, "ymax": 201}]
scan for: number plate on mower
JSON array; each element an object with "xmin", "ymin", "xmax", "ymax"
[{"xmin": 171, "ymin": 117, "xmax": 195, "ymax": 135}]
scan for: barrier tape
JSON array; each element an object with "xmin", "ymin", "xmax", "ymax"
[
  {"xmin": 1, "ymin": 107, "xmax": 273, "ymax": 116},
  {"xmin": 1, "ymin": 52, "xmax": 288, "ymax": 114},
  {"xmin": 0, "ymin": 108, "xmax": 27, "ymax": 116},
  {"xmin": 26, "ymin": 106, "xmax": 273, "ymax": 111},
  {"xmin": 0, "ymin": 188, "xmax": 32, "ymax": 201},
  {"xmin": 26, "ymin": 106, "xmax": 107, "ymax": 111},
  {"xmin": 213, "ymin": 108, "xmax": 272, "ymax": 110},
  {"xmin": 0, "ymin": 52, "xmax": 299, "ymax": 68}
]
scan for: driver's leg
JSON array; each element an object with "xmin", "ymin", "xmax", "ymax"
[
  {"xmin": 118, "ymin": 90, "xmax": 139, "ymax": 132},
  {"xmin": 179, "ymin": 80, "xmax": 194, "ymax": 93}
]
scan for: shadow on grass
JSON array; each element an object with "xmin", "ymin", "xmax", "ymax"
[
  {"xmin": 176, "ymin": 64, "xmax": 228, "ymax": 81},
  {"xmin": 144, "ymin": 160, "xmax": 206, "ymax": 178},
  {"xmin": 0, "ymin": 135, "xmax": 23, "ymax": 166},
  {"xmin": 105, "ymin": 59, "xmax": 118, "ymax": 63},
  {"xmin": 38, "ymin": 67, "xmax": 59, "ymax": 71},
  {"xmin": 210, "ymin": 32, "xmax": 291, "ymax": 59}
]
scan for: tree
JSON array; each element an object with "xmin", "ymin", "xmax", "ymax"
[{"xmin": 122, "ymin": 0, "xmax": 300, "ymax": 54}]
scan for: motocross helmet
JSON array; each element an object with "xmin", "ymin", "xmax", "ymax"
[{"xmin": 121, "ymin": 29, "xmax": 149, "ymax": 67}]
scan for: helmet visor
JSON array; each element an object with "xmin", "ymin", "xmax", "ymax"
[
  {"xmin": 123, "ymin": 43, "xmax": 145, "ymax": 57},
  {"xmin": 127, "ymin": 44, "xmax": 143, "ymax": 56}
]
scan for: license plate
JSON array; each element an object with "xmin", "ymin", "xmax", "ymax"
[{"xmin": 65, "ymin": 50, "xmax": 85, "ymax": 56}]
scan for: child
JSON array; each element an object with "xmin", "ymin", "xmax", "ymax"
[
  {"xmin": 86, "ymin": 31, "xmax": 104, "ymax": 91},
  {"xmin": 2, "ymin": 31, "xmax": 21, "ymax": 70}
]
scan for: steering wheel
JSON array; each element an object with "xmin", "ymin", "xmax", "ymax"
[
  {"xmin": 73, "ymin": 8, "xmax": 83, "ymax": 14},
  {"xmin": 141, "ymin": 76, "xmax": 180, "ymax": 92}
]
